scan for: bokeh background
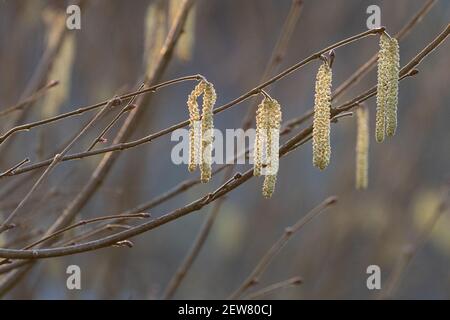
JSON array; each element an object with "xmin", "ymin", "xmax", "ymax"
[{"xmin": 0, "ymin": 0, "xmax": 449, "ymax": 299}]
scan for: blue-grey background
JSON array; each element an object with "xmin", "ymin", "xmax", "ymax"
[{"xmin": 0, "ymin": 0, "xmax": 449, "ymax": 299}]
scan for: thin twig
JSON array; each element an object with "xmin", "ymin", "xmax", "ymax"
[
  {"xmin": 0, "ymin": 158, "xmax": 30, "ymax": 178},
  {"xmin": 61, "ymin": 223, "xmax": 133, "ymax": 247},
  {"xmin": 0, "ymin": 98, "xmax": 116, "ymax": 234},
  {"xmin": 25, "ymin": 213, "xmax": 149, "ymax": 250},
  {"xmin": 0, "ymin": 213, "xmax": 149, "ymax": 266},
  {"xmin": 85, "ymin": 99, "xmax": 135, "ymax": 151},
  {"xmin": 243, "ymin": 276, "xmax": 303, "ymax": 300},
  {"xmin": 228, "ymin": 196, "xmax": 337, "ymax": 299},
  {"xmin": 0, "ymin": 80, "xmax": 59, "ymax": 118},
  {"xmin": 0, "ymin": 75, "xmax": 201, "ymax": 144}
]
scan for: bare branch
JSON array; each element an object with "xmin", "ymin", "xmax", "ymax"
[
  {"xmin": 243, "ymin": 276, "xmax": 303, "ymax": 300},
  {"xmin": 0, "ymin": 75, "xmax": 201, "ymax": 145},
  {"xmin": 228, "ymin": 196, "xmax": 337, "ymax": 299},
  {"xmin": 0, "ymin": 80, "xmax": 59, "ymax": 118}
]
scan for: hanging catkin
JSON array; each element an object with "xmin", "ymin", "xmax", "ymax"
[
  {"xmin": 186, "ymin": 79, "xmax": 216, "ymax": 182},
  {"xmin": 312, "ymin": 61, "xmax": 332, "ymax": 170},
  {"xmin": 376, "ymin": 34, "xmax": 400, "ymax": 141},
  {"xmin": 262, "ymin": 175, "xmax": 277, "ymax": 199},
  {"xmin": 386, "ymin": 38, "xmax": 400, "ymax": 137},
  {"xmin": 355, "ymin": 107, "xmax": 369, "ymax": 190},
  {"xmin": 200, "ymin": 81, "xmax": 216, "ymax": 183},
  {"xmin": 187, "ymin": 81, "xmax": 204, "ymax": 172},
  {"xmin": 253, "ymin": 97, "xmax": 282, "ymax": 198}
]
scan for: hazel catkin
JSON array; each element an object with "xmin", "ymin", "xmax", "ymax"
[
  {"xmin": 253, "ymin": 96, "xmax": 282, "ymax": 198},
  {"xmin": 312, "ymin": 61, "xmax": 332, "ymax": 170},
  {"xmin": 186, "ymin": 79, "xmax": 216, "ymax": 182},
  {"xmin": 386, "ymin": 37, "xmax": 399, "ymax": 137},
  {"xmin": 376, "ymin": 34, "xmax": 389, "ymax": 143},
  {"xmin": 355, "ymin": 107, "xmax": 369, "ymax": 190},
  {"xmin": 376, "ymin": 34, "xmax": 400, "ymax": 141},
  {"xmin": 200, "ymin": 81, "xmax": 216, "ymax": 183},
  {"xmin": 187, "ymin": 80, "xmax": 205, "ymax": 172}
]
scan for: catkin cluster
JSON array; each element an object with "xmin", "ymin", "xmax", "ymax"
[
  {"xmin": 376, "ymin": 34, "xmax": 400, "ymax": 142},
  {"xmin": 187, "ymin": 79, "xmax": 217, "ymax": 183},
  {"xmin": 355, "ymin": 107, "xmax": 369, "ymax": 190},
  {"xmin": 312, "ymin": 61, "xmax": 332, "ymax": 170},
  {"xmin": 253, "ymin": 97, "xmax": 282, "ymax": 198}
]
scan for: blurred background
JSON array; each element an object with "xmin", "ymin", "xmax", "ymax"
[{"xmin": 0, "ymin": 0, "xmax": 449, "ymax": 299}]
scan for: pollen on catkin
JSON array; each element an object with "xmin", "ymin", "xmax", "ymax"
[
  {"xmin": 376, "ymin": 34, "xmax": 389, "ymax": 143},
  {"xmin": 262, "ymin": 175, "xmax": 277, "ymax": 199},
  {"xmin": 253, "ymin": 99, "xmax": 266, "ymax": 177},
  {"xmin": 200, "ymin": 81, "xmax": 216, "ymax": 183},
  {"xmin": 253, "ymin": 97, "xmax": 282, "ymax": 198},
  {"xmin": 312, "ymin": 61, "xmax": 332, "ymax": 170},
  {"xmin": 186, "ymin": 79, "xmax": 216, "ymax": 182},
  {"xmin": 355, "ymin": 107, "xmax": 369, "ymax": 190},
  {"xmin": 386, "ymin": 38, "xmax": 399, "ymax": 137},
  {"xmin": 187, "ymin": 80, "xmax": 205, "ymax": 172},
  {"xmin": 376, "ymin": 34, "xmax": 400, "ymax": 141}
]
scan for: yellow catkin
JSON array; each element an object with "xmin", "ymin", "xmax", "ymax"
[
  {"xmin": 186, "ymin": 79, "xmax": 216, "ymax": 182},
  {"xmin": 386, "ymin": 38, "xmax": 400, "ymax": 137},
  {"xmin": 375, "ymin": 34, "xmax": 390, "ymax": 142},
  {"xmin": 265, "ymin": 99, "xmax": 282, "ymax": 176},
  {"xmin": 262, "ymin": 175, "xmax": 277, "ymax": 199},
  {"xmin": 356, "ymin": 107, "xmax": 369, "ymax": 190},
  {"xmin": 312, "ymin": 62, "xmax": 332, "ymax": 170},
  {"xmin": 253, "ymin": 97, "xmax": 282, "ymax": 198},
  {"xmin": 253, "ymin": 100, "xmax": 266, "ymax": 176},
  {"xmin": 187, "ymin": 81, "xmax": 205, "ymax": 172},
  {"xmin": 200, "ymin": 81, "xmax": 216, "ymax": 183}
]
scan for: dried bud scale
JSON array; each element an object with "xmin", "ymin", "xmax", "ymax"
[{"xmin": 312, "ymin": 62, "xmax": 332, "ymax": 170}]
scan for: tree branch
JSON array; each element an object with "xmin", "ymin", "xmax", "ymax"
[
  {"xmin": 228, "ymin": 197, "xmax": 337, "ymax": 299},
  {"xmin": 2, "ymin": 27, "xmax": 384, "ymax": 179}
]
